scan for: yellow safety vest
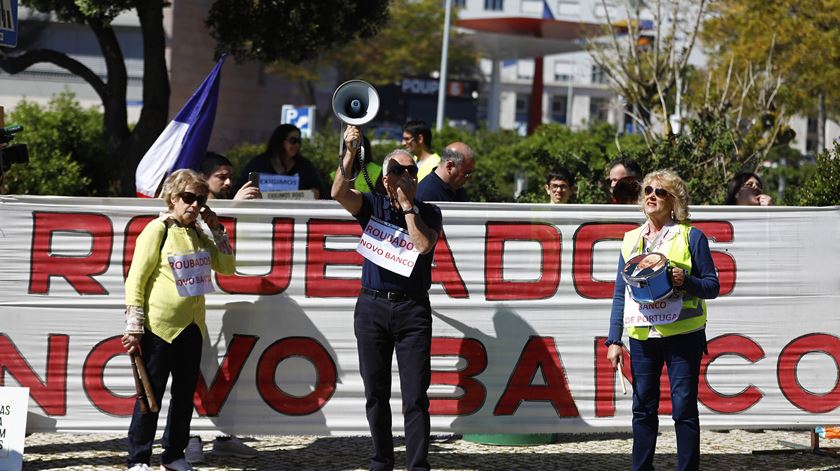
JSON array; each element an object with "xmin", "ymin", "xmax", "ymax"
[{"xmin": 620, "ymin": 222, "xmax": 707, "ymax": 340}]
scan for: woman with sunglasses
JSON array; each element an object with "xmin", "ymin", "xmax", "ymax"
[
  {"xmin": 605, "ymin": 170, "xmax": 720, "ymax": 471},
  {"xmin": 724, "ymin": 171, "xmax": 773, "ymax": 206},
  {"xmin": 123, "ymin": 169, "xmax": 235, "ymax": 471},
  {"xmin": 235, "ymin": 123, "xmax": 328, "ymax": 198}
]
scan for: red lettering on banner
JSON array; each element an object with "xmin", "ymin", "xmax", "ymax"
[
  {"xmin": 693, "ymin": 221, "xmax": 735, "ymax": 296},
  {"xmin": 594, "ymin": 337, "xmax": 631, "ymax": 417},
  {"xmin": 215, "ymin": 218, "xmax": 294, "ymax": 295},
  {"xmin": 306, "ymin": 219, "xmax": 363, "ymax": 297},
  {"xmin": 429, "ymin": 337, "xmax": 487, "ymax": 415},
  {"xmin": 698, "ymin": 334, "xmax": 764, "ymax": 413},
  {"xmin": 573, "ymin": 223, "xmax": 638, "ymax": 299},
  {"xmin": 84, "ymin": 336, "xmax": 133, "ymax": 415},
  {"xmin": 30, "ymin": 212, "xmax": 113, "ymax": 295},
  {"xmin": 593, "ymin": 336, "xmax": 672, "ymax": 416},
  {"xmin": 194, "ymin": 335, "xmax": 259, "ymax": 416},
  {"xmin": 123, "ymin": 215, "xmax": 156, "ymax": 279},
  {"xmin": 0, "ymin": 334, "xmax": 68, "ymax": 415},
  {"xmin": 778, "ymin": 333, "xmax": 840, "ymax": 413},
  {"xmin": 256, "ymin": 337, "xmax": 337, "ymax": 415},
  {"xmin": 485, "ymin": 223, "xmax": 561, "ymax": 300},
  {"xmin": 494, "ymin": 336, "xmax": 579, "ymax": 417},
  {"xmin": 431, "ymin": 230, "xmax": 469, "ymax": 298}
]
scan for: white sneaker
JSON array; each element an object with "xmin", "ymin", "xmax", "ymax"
[
  {"xmin": 184, "ymin": 436, "xmax": 205, "ymax": 464},
  {"xmin": 160, "ymin": 458, "xmax": 195, "ymax": 471},
  {"xmin": 211, "ymin": 436, "xmax": 257, "ymax": 458},
  {"xmin": 128, "ymin": 464, "xmax": 151, "ymax": 471}
]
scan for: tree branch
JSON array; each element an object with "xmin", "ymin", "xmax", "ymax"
[{"xmin": 0, "ymin": 49, "xmax": 107, "ymax": 102}]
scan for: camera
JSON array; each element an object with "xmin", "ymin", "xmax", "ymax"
[{"xmin": 0, "ymin": 124, "xmax": 30, "ymax": 173}]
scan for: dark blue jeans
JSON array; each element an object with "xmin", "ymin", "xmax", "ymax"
[
  {"xmin": 354, "ymin": 292, "xmax": 432, "ymax": 471},
  {"xmin": 127, "ymin": 323, "xmax": 202, "ymax": 466},
  {"xmin": 629, "ymin": 329, "xmax": 706, "ymax": 471}
]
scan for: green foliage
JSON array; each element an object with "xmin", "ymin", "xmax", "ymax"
[
  {"xmin": 207, "ymin": 0, "xmax": 391, "ymax": 64},
  {"xmin": 4, "ymin": 92, "xmax": 105, "ymax": 195},
  {"xmin": 795, "ymin": 144, "xmax": 840, "ymax": 206}
]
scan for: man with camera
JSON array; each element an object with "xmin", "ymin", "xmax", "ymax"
[{"xmin": 332, "ymin": 125, "xmax": 442, "ymax": 471}]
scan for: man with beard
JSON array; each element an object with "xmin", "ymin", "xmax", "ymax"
[{"xmin": 200, "ymin": 152, "xmax": 261, "ymax": 200}]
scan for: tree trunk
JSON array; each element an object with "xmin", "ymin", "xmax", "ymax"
[{"xmin": 118, "ymin": 0, "xmax": 170, "ymax": 196}]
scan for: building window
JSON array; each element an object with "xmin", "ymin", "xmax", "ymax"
[
  {"xmin": 521, "ymin": 0, "xmax": 542, "ymax": 14},
  {"xmin": 551, "ymin": 95, "xmax": 568, "ymax": 124},
  {"xmin": 484, "ymin": 0, "xmax": 503, "ymax": 11},
  {"xmin": 554, "ymin": 61, "xmax": 574, "ymax": 82},
  {"xmin": 517, "ymin": 59, "xmax": 534, "ymax": 80},
  {"xmin": 590, "ymin": 97, "xmax": 610, "ymax": 123},
  {"xmin": 557, "ymin": 0, "xmax": 580, "ymax": 17},
  {"xmin": 591, "ymin": 64, "xmax": 608, "ymax": 84},
  {"xmin": 453, "ymin": 0, "xmax": 467, "ymax": 8},
  {"xmin": 594, "ymin": 2, "xmax": 616, "ymax": 18},
  {"xmin": 516, "ymin": 93, "xmax": 530, "ymax": 135}
]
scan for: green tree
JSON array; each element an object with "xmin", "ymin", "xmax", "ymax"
[
  {"xmin": 1, "ymin": 0, "xmax": 391, "ymax": 195},
  {"xmin": 267, "ymin": 0, "xmax": 478, "ymax": 124},
  {"xmin": 795, "ymin": 143, "xmax": 840, "ymax": 206},
  {"xmin": 703, "ymin": 0, "xmax": 840, "ymax": 153},
  {"xmin": 3, "ymin": 93, "xmax": 99, "ymax": 195}
]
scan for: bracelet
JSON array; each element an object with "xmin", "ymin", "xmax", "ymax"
[{"xmin": 604, "ymin": 339, "xmax": 624, "ymax": 347}]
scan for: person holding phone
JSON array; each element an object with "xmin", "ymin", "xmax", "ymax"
[
  {"xmin": 123, "ymin": 169, "xmax": 235, "ymax": 471},
  {"xmin": 332, "ymin": 125, "xmax": 442, "ymax": 471},
  {"xmin": 234, "ymin": 124, "xmax": 327, "ymax": 198}
]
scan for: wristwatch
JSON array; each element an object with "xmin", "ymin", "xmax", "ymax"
[{"xmin": 402, "ymin": 205, "xmax": 419, "ymax": 215}]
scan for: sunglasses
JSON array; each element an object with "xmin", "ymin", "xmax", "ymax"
[
  {"xmin": 286, "ymin": 137, "xmax": 301, "ymax": 145},
  {"xmin": 388, "ymin": 163, "xmax": 419, "ymax": 176},
  {"xmin": 180, "ymin": 191, "xmax": 207, "ymax": 206},
  {"xmin": 643, "ymin": 186, "xmax": 670, "ymax": 199}
]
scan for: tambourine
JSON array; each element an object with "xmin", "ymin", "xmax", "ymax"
[{"xmin": 621, "ymin": 252, "xmax": 673, "ymax": 303}]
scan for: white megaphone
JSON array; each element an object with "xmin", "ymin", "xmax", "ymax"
[
  {"xmin": 332, "ymin": 79, "xmax": 380, "ymax": 125},
  {"xmin": 332, "ymin": 80, "xmax": 380, "ymax": 187}
]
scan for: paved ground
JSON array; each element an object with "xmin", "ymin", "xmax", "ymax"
[{"xmin": 22, "ymin": 430, "xmax": 840, "ymax": 470}]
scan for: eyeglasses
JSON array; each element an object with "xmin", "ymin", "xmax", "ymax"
[
  {"xmin": 643, "ymin": 186, "xmax": 670, "ymax": 199},
  {"xmin": 286, "ymin": 137, "xmax": 301, "ymax": 145},
  {"xmin": 401, "ymin": 135, "xmax": 416, "ymax": 144},
  {"xmin": 549, "ymin": 183, "xmax": 570, "ymax": 191},
  {"xmin": 180, "ymin": 191, "xmax": 207, "ymax": 206},
  {"xmin": 388, "ymin": 163, "xmax": 419, "ymax": 176}
]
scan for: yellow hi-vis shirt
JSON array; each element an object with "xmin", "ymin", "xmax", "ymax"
[
  {"xmin": 416, "ymin": 153, "xmax": 441, "ymax": 181},
  {"xmin": 620, "ymin": 222, "xmax": 707, "ymax": 340}
]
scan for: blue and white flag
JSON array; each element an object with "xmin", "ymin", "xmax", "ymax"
[
  {"xmin": 135, "ymin": 55, "xmax": 225, "ymax": 197},
  {"xmin": 542, "ymin": 0, "xmax": 555, "ymax": 20}
]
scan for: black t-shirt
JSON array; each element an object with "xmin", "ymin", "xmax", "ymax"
[
  {"xmin": 235, "ymin": 152, "xmax": 327, "ymax": 198},
  {"xmin": 416, "ymin": 170, "xmax": 469, "ymax": 202},
  {"xmin": 354, "ymin": 192, "xmax": 442, "ymax": 292}
]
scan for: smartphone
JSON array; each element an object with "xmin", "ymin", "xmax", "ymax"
[{"xmin": 248, "ymin": 172, "xmax": 260, "ymax": 189}]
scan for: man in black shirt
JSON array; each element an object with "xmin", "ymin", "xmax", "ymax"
[
  {"xmin": 331, "ymin": 125, "xmax": 442, "ymax": 471},
  {"xmin": 415, "ymin": 142, "xmax": 476, "ymax": 202}
]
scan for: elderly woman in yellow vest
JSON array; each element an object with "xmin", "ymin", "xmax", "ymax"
[
  {"xmin": 122, "ymin": 169, "xmax": 235, "ymax": 471},
  {"xmin": 605, "ymin": 170, "xmax": 719, "ymax": 471}
]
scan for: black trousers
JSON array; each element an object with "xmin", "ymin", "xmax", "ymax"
[
  {"xmin": 354, "ymin": 291, "xmax": 432, "ymax": 471},
  {"xmin": 127, "ymin": 323, "xmax": 202, "ymax": 466}
]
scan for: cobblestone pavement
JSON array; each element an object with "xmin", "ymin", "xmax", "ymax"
[{"xmin": 22, "ymin": 430, "xmax": 840, "ymax": 470}]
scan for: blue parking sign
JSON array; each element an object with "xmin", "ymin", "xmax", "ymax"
[
  {"xmin": 281, "ymin": 105, "xmax": 316, "ymax": 138},
  {"xmin": 0, "ymin": 0, "xmax": 18, "ymax": 48}
]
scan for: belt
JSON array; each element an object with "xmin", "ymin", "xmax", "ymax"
[{"xmin": 361, "ymin": 287, "xmax": 424, "ymax": 302}]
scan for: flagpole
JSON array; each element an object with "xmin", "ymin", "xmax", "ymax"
[{"xmin": 435, "ymin": 0, "xmax": 453, "ymax": 131}]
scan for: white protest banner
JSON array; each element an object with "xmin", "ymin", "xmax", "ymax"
[
  {"xmin": 0, "ymin": 195, "xmax": 839, "ymax": 434},
  {"xmin": 356, "ymin": 217, "xmax": 420, "ymax": 277},
  {"xmin": 0, "ymin": 387, "xmax": 29, "ymax": 471}
]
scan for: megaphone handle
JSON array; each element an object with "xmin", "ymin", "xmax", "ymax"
[{"xmin": 337, "ymin": 124, "xmax": 359, "ymax": 182}]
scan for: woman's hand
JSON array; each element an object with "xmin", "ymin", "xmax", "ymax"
[
  {"xmin": 199, "ymin": 206, "xmax": 222, "ymax": 230},
  {"xmin": 122, "ymin": 333, "xmax": 141, "ymax": 354},
  {"xmin": 671, "ymin": 267, "xmax": 685, "ymax": 287},
  {"xmin": 607, "ymin": 344, "xmax": 623, "ymax": 369}
]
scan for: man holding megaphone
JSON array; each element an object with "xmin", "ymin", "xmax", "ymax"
[{"xmin": 332, "ymin": 125, "xmax": 442, "ymax": 471}]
